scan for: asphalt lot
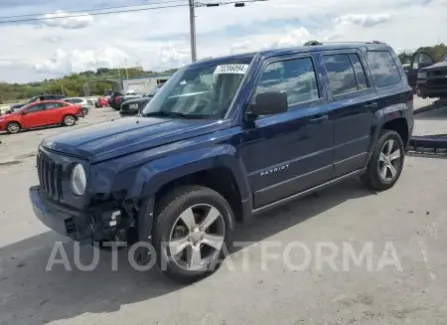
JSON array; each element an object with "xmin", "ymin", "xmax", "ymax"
[{"xmin": 1, "ymin": 98, "xmax": 447, "ymax": 325}]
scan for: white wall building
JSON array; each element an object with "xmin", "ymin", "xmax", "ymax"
[{"xmin": 121, "ymin": 75, "xmax": 171, "ymax": 93}]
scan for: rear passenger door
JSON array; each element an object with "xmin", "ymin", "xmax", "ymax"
[
  {"xmin": 319, "ymin": 50, "xmax": 376, "ymax": 178},
  {"xmin": 43, "ymin": 102, "xmax": 64, "ymax": 124}
]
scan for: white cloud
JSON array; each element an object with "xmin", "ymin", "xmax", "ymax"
[
  {"xmin": 34, "ymin": 47, "xmax": 128, "ymax": 74},
  {"xmin": 334, "ymin": 13, "xmax": 393, "ymax": 27},
  {"xmin": 0, "ymin": 0, "xmax": 446, "ymax": 83},
  {"xmin": 40, "ymin": 10, "xmax": 94, "ymax": 29}
]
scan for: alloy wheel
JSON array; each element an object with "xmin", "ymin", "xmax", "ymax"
[
  {"xmin": 168, "ymin": 204, "xmax": 225, "ymax": 271},
  {"xmin": 378, "ymin": 139, "xmax": 402, "ymax": 182}
]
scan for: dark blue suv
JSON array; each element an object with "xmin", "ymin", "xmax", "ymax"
[{"xmin": 29, "ymin": 41, "xmax": 414, "ymax": 282}]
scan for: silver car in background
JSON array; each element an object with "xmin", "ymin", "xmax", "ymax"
[{"xmin": 64, "ymin": 97, "xmax": 90, "ymax": 116}]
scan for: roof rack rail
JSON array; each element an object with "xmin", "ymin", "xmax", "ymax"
[
  {"xmin": 367, "ymin": 40, "xmax": 384, "ymax": 44},
  {"xmin": 303, "ymin": 40, "xmax": 323, "ymax": 46}
]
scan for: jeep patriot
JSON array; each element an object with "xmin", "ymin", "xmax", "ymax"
[{"xmin": 30, "ymin": 41, "xmax": 414, "ymax": 282}]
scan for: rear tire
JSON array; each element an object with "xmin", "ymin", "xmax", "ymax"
[
  {"xmin": 62, "ymin": 115, "xmax": 76, "ymax": 126},
  {"xmin": 81, "ymin": 107, "xmax": 89, "ymax": 116},
  {"xmin": 152, "ymin": 185, "xmax": 234, "ymax": 283},
  {"xmin": 361, "ymin": 129, "xmax": 405, "ymax": 191},
  {"xmin": 6, "ymin": 122, "xmax": 21, "ymax": 134}
]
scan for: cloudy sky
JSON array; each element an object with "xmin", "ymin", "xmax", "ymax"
[{"xmin": 0, "ymin": 0, "xmax": 446, "ymax": 83}]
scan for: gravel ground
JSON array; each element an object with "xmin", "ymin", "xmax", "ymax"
[{"xmin": 1, "ymin": 99, "xmax": 447, "ymax": 325}]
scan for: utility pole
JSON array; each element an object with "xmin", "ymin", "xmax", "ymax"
[{"xmin": 188, "ymin": 0, "xmax": 197, "ymax": 62}]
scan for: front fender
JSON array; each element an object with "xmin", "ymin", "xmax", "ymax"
[{"xmin": 132, "ymin": 144, "xmax": 251, "ymax": 201}]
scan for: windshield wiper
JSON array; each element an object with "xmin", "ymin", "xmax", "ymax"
[{"xmin": 141, "ymin": 110, "xmax": 197, "ymax": 119}]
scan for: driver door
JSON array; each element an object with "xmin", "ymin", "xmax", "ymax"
[{"xmin": 407, "ymin": 52, "xmax": 436, "ymax": 90}]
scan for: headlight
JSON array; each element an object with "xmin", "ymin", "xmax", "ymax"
[
  {"xmin": 417, "ymin": 71, "xmax": 427, "ymax": 79},
  {"xmin": 71, "ymin": 164, "xmax": 86, "ymax": 195}
]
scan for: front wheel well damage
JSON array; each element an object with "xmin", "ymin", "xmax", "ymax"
[{"xmin": 153, "ymin": 167, "xmax": 243, "ymax": 222}]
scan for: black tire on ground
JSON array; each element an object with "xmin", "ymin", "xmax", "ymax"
[
  {"xmin": 152, "ymin": 185, "xmax": 234, "ymax": 283},
  {"xmin": 6, "ymin": 121, "xmax": 21, "ymax": 134},
  {"xmin": 361, "ymin": 129, "xmax": 405, "ymax": 191},
  {"xmin": 62, "ymin": 114, "xmax": 76, "ymax": 126}
]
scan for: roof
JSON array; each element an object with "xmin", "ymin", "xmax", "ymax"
[{"xmin": 189, "ymin": 41, "xmax": 393, "ymax": 67}]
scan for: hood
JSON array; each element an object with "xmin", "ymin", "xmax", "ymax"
[
  {"xmin": 41, "ymin": 116, "xmax": 227, "ymax": 163},
  {"xmin": 421, "ymin": 61, "xmax": 447, "ymax": 71}
]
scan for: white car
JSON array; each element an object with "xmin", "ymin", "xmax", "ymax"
[{"xmin": 64, "ymin": 97, "xmax": 90, "ymax": 115}]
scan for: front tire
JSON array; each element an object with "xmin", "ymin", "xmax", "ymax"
[
  {"xmin": 6, "ymin": 122, "xmax": 21, "ymax": 134},
  {"xmin": 152, "ymin": 185, "xmax": 234, "ymax": 283},
  {"xmin": 361, "ymin": 129, "xmax": 405, "ymax": 191}
]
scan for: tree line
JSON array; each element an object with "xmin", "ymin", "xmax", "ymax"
[{"xmin": 0, "ymin": 66, "xmax": 178, "ymax": 103}]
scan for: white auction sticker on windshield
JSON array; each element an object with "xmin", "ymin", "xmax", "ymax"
[{"xmin": 214, "ymin": 64, "xmax": 249, "ymax": 75}]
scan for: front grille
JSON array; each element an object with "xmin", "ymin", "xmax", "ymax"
[{"xmin": 37, "ymin": 154, "xmax": 63, "ymax": 200}]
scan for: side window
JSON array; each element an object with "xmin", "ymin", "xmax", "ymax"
[
  {"xmin": 26, "ymin": 103, "xmax": 45, "ymax": 113},
  {"xmin": 254, "ymin": 57, "xmax": 320, "ymax": 108},
  {"xmin": 323, "ymin": 54, "xmax": 357, "ymax": 95},
  {"xmin": 45, "ymin": 103, "xmax": 60, "ymax": 110},
  {"xmin": 349, "ymin": 54, "xmax": 368, "ymax": 89},
  {"xmin": 366, "ymin": 51, "xmax": 401, "ymax": 87}
]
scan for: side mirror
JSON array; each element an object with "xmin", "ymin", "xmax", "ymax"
[{"xmin": 248, "ymin": 91, "xmax": 288, "ymax": 118}]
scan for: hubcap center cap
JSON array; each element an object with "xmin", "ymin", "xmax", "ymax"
[{"xmin": 190, "ymin": 229, "xmax": 202, "ymax": 244}]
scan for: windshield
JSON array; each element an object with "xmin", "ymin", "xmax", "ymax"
[
  {"xmin": 141, "ymin": 58, "xmax": 252, "ymax": 119},
  {"xmin": 147, "ymin": 84, "xmax": 163, "ymax": 97}
]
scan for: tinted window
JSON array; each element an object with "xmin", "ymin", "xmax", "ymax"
[
  {"xmin": 323, "ymin": 54, "xmax": 357, "ymax": 95},
  {"xmin": 45, "ymin": 103, "xmax": 60, "ymax": 109},
  {"xmin": 65, "ymin": 98, "xmax": 82, "ymax": 103},
  {"xmin": 350, "ymin": 54, "xmax": 368, "ymax": 89},
  {"xmin": 26, "ymin": 103, "xmax": 45, "ymax": 113},
  {"xmin": 366, "ymin": 51, "xmax": 401, "ymax": 87},
  {"xmin": 255, "ymin": 57, "xmax": 319, "ymax": 107}
]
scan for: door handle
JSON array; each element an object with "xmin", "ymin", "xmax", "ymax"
[
  {"xmin": 364, "ymin": 102, "xmax": 378, "ymax": 109},
  {"xmin": 309, "ymin": 114, "xmax": 329, "ymax": 123}
]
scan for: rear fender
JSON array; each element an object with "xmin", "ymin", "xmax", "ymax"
[{"xmin": 367, "ymin": 103, "xmax": 409, "ymax": 157}]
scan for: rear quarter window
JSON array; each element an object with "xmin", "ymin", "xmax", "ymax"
[{"xmin": 366, "ymin": 51, "xmax": 401, "ymax": 87}]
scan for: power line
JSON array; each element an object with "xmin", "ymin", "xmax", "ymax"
[
  {"xmin": 0, "ymin": 0, "xmax": 267, "ymax": 24},
  {"xmin": 0, "ymin": 0, "xmax": 186, "ymax": 20},
  {"xmin": 0, "ymin": 3, "xmax": 190, "ymax": 24}
]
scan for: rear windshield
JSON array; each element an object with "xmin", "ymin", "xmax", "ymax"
[{"xmin": 366, "ymin": 51, "xmax": 402, "ymax": 87}]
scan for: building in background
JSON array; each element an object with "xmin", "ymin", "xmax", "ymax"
[{"xmin": 121, "ymin": 75, "xmax": 172, "ymax": 93}]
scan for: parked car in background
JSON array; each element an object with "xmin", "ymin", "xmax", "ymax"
[
  {"xmin": 64, "ymin": 97, "xmax": 90, "ymax": 116},
  {"xmin": 108, "ymin": 91, "xmax": 123, "ymax": 109},
  {"xmin": 111, "ymin": 90, "xmax": 144, "ymax": 110},
  {"xmin": 120, "ymin": 84, "xmax": 164, "ymax": 117},
  {"xmin": 0, "ymin": 100, "xmax": 83, "ymax": 134},
  {"xmin": 95, "ymin": 96, "xmax": 109, "ymax": 108},
  {"xmin": 414, "ymin": 54, "xmax": 447, "ymax": 100},
  {"xmin": 9, "ymin": 94, "xmax": 66, "ymax": 112}
]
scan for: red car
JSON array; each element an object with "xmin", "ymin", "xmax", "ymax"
[
  {"xmin": 0, "ymin": 100, "xmax": 83, "ymax": 134},
  {"xmin": 95, "ymin": 96, "xmax": 109, "ymax": 108}
]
